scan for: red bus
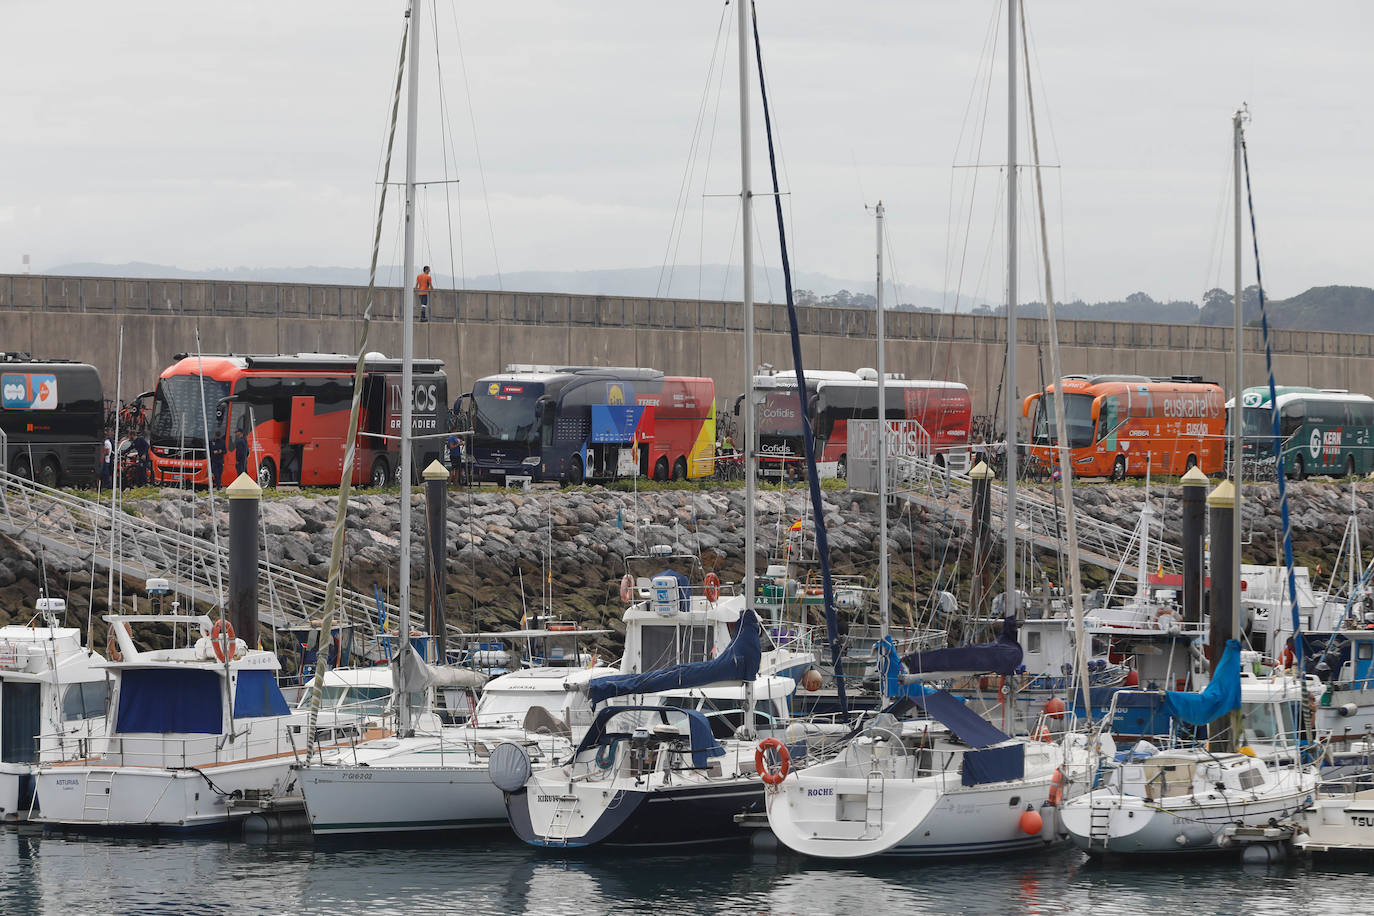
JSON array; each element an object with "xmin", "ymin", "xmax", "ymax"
[
  {"xmin": 1022, "ymin": 374, "xmax": 1225, "ymax": 479},
  {"xmin": 466, "ymin": 366, "xmax": 715, "ymax": 485},
  {"xmin": 149, "ymin": 353, "xmax": 447, "ymax": 488},
  {"xmin": 752, "ymin": 369, "xmax": 972, "ymax": 477}
]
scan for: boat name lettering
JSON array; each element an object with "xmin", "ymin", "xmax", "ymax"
[
  {"xmin": 1351, "ymin": 815, "xmax": 1374, "ymax": 828},
  {"xmin": 54, "ymin": 778, "xmax": 79, "ymax": 788},
  {"xmin": 536, "ymin": 795, "xmax": 563, "ymax": 803},
  {"xmin": 806, "ymin": 787, "xmax": 833, "ymax": 797},
  {"xmin": 341, "ymin": 772, "xmax": 373, "ymax": 781}
]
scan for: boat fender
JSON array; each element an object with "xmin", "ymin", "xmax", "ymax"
[
  {"xmin": 1339, "ymin": 702, "xmax": 1358, "ymax": 718},
  {"xmin": 211, "ymin": 619, "xmax": 237, "ymax": 663},
  {"xmin": 1047, "ymin": 768, "xmax": 1065, "ymax": 806},
  {"xmin": 704, "ymin": 572, "xmax": 721, "ymax": 603},
  {"xmin": 1018, "ymin": 807, "xmax": 1043, "ymax": 835},
  {"xmin": 755, "ymin": 738, "xmax": 790, "ymax": 786},
  {"xmin": 619, "ymin": 574, "xmax": 635, "ymax": 604}
]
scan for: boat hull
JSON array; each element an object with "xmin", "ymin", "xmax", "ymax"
[
  {"xmin": 299, "ymin": 764, "xmax": 507, "ymax": 835},
  {"xmin": 1061, "ymin": 789, "xmax": 1313, "ymax": 855}
]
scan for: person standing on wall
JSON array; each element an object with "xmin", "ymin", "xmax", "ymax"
[
  {"xmin": 100, "ymin": 430, "xmax": 114, "ymax": 488},
  {"xmin": 234, "ymin": 428, "xmax": 249, "ymax": 478},
  {"xmin": 416, "ymin": 265, "xmax": 433, "ymax": 322},
  {"xmin": 208, "ymin": 433, "xmax": 226, "ymax": 488}
]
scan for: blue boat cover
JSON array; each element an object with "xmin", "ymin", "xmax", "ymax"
[
  {"xmin": 587, "ymin": 609, "xmax": 761, "ymax": 704},
  {"xmin": 902, "ymin": 615, "xmax": 1024, "ymax": 677},
  {"xmin": 572, "ymin": 705, "xmax": 725, "ymax": 769},
  {"xmin": 116, "ymin": 668, "xmax": 222, "ymax": 734},
  {"xmin": 232, "ymin": 669, "xmax": 291, "ymax": 719},
  {"xmin": 1163, "ymin": 638, "xmax": 1242, "ymax": 726},
  {"xmin": 962, "ymin": 743, "xmax": 1025, "ymax": 787},
  {"xmin": 890, "ymin": 689, "xmax": 1012, "ymax": 749},
  {"xmin": 877, "ymin": 635, "xmax": 938, "ymax": 701}
]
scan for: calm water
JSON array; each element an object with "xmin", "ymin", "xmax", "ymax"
[{"xmin": 0, "ymin": 829, "xmax": 1368, "ymax": 916}]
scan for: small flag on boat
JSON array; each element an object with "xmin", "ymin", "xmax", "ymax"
[{"xmin": 789, "ymin": 519, "xmax": 803, "ymax": 533}]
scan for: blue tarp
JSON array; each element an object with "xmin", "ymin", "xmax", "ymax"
[
  {"xmin": 902, "ymin": 615, "xmax": 1024, "ymax": 677},
  {"xmin": 891, "ymin": 688, "xmax": 1013, "ymax": 749},
  {"xmin": 590, "ymin": 405, "xmax": 645, "ymax": 444},
  {"xmin": 116, "ymin": 668, "xmax": 222, "ymax": 734},
  {"xmin": 572, "ymin": 705, "xmax": 725, "ymax": 769},
  {"xmin": 232, "ymin": 669, "xmax": 291, "ymax": 719},
  {"xmin": 877, "ymin": 635, "xmax": 938, "ymax": 701},
  {"xmin": 962, "ymin": 743, "xmax": 1026, "ymax": 787},
  {"xmin": 1163, "ymin": 638, "xmax": 1242, "ymax": 726},
  {"xmin": 587, "ymin": 609, "xmax": 761, "ymax": 704}
]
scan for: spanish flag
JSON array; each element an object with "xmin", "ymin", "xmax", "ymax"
[{"xmin": 789, "ymin": 519, "xmax": 803, "ymax": 533}]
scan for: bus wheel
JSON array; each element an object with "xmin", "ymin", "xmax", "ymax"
[
  {"xmin": 1293, "ymin": 454, "xmax": 1305, "ymax": 480},
  {"xmin": 565, "ymin": 458, "xmax": 584, "ymax": 487},
  {"xmin": 257, "ymin": 459, "xmax": 277, "ymax": 489},
  {"xmin": 369, "ymin": 458, "xmax": 390, "ymax": 488},
  {"xmin": 672, "ymin": 457, "xmax": 687, "ymax": 481},
  {"xmin": 10, "ymin": 456, "xmax": 32, "ymax": 481},
  {"xmin": 653, "ymin": 458, "xmax": 669, "ymax": 482},
  {"xmin": 1185, "ymin": 454, "xmax": 1197, "ymax": 471},
  {"xmin": 1112, "ymin": 455, "xmax": 1127, "ymax": 481},
  {"xmin": 37, "ymin": 458, "xmax": 60, "ymax": 489}
]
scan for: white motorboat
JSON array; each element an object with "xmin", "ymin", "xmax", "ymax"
[
  {"xmin": 34, "ymin": 612, "xmax": 362, "ymax": 831},
  {"xmin": 0, "ymin": 598, "xmax": 110, "ymax": 820}
]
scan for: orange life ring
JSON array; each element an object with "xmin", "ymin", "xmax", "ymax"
[
  {"xmin": 1048, "ymin": 768, "xmax": 1065, "ymax": 806},
  {"xmin": 756, "ymin": 738, "xmax": 790, "ymax": 785},
  {"xmin": 549, "ymin": 623, "xmax": 575, "ymax": 632},
  {"xmin": 619, "ymin": 573, "xmax": 635, "ymax": 603},
  {"xmin": 211, "ymin": 619, "xmax": 237, "ymax": 662},
  {"xmin": 704, "ymin": 572, "xmax": 721, "ymax": 603},
  {"xmin": 1279, "ymin": 647, "xmax": 1295, "ymax": 669},
  {"xmin": 107, "ymin": 623, "xmax": 127, "ymax": 663}
]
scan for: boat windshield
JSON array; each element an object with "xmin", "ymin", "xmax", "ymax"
[
  {"xmin": 310, "ymin": 685, "xmax": 391, "ymax": 715},
  {"xmin": 149, "ymin": 374, "xmax": 232, "ymax": 447},
  {"xmin": 471, "ymin": 384, "xmax": 544, "ymax": 447},
  {"xmin": 1241, "ymin": 700, "xmax": 1296, "ymax": 742},
  {"xmin": 1032, "ymin": 393, "xmax": 1095, "ymax": 449},
  {"xmin": 475, "ymin": 690, "xmax": 565, "ymax": 720}
]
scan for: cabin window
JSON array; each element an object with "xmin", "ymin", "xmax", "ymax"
[
  {"xmin": 1358, "ymin": 643, "xmax": 1373, "ymax": 661},
  {"xmin": 116, "ymin": 669, "xmax": 222, "ymax": 734},
  {"xmin": 1235, "ymin": 767, "xmax": 1264, "ymax": 790},
  {"xmin": 640, "ymin": 626, "xmax": 678, "ymax": 670},
  {"xmin": 1026, "ymin": 631, "xmax": 1042, "ymax": 654},
  {"xmin": 61, "ymin": 682, "xmax": 108, "ymax": 721}
]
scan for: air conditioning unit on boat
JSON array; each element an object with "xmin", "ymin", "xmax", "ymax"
[{"xmin": 650, "ymin": 574, "xmax": 682, "ymax": 616}]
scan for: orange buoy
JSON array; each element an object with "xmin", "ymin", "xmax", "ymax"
[
  {"xmin": 800, "ymin": 669, "xmax": 823, "ymax": 692},
  {"xmin": 1043, "ymin": 697, "xmax": 1066, "ymax": 719},
  {"xmin": 1019, "ymin": 808, "xmax": 1044, "ymax": 835},
  {"xmin": 1124, "ymin": 670, "xmax": 1139, "ymax": 687}
]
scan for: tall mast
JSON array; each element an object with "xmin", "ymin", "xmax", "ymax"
[
  {"xmin": 1231, "ymin": 108, "xmax": 1244, "ymax": 645},
  {"xmin": 397, "ymin": 0, "xmax": 421, "ymax": 734},
  {"xmin": 876, "ymin": 202, "xmax": 889, "ymax": 654},
  {"xmin": 1004, "ymin": 0, "xmax": 1019, "ymax": 622},
  {"xmin": 738, "ymin": 0, "xmax": 756, "ymax": 620}
]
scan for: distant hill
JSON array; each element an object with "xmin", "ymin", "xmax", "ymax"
[{"xmin": 1259, "ymin": 285, "xmax": 1374, "ymax": 333}]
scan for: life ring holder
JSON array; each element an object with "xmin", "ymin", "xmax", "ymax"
[
  {"xmin": 756, "ymin": 737, "xmax": 790, "ymax": 786},
  {"xmin": 211, "ymin": 619, "xmax": 237, "ymax": 662},
  {"xmin": 704, "ymin": 572, "xmax": 721, "ymax": 603},
  {"xmin": 619, "ymin": 573, "xmax": 635, "ymax": 604}
]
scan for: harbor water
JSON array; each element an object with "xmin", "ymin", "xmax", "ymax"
[{"xmin": 0, "ymin": 829, "xmax": 1368, "ymax": 915}]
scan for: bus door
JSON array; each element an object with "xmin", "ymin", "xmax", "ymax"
[
  {"xmin": 288, "ymin": 396, "xmax": 313, "ymax": 484},
  {"xmin": 1096, "ymin": 395, "xmax": 1120, "ymax": 454}
]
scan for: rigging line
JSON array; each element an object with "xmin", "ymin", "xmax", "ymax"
[
  {"xmin": 659, "ymin": 1, "xmax": 730, "ymax": 300},
  {"xmin": 430, "ymin": 0, "xmax": 462, "ymax": 294},
  {"xmin": 443, "ymin": 0, "xmax": 501, "ymax": 289},
  {"xmin": 1203, "ymin": 146, "xmax": 1234, "ymax": 303},
  {"xmin": 750, "ymin": 0, "xmax": 847, "ymax": 719},
  {"xmin": 699, "ymin": 17, "xmax": 735, "ymax": 303}
]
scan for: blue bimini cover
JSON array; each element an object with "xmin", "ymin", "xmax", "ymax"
[
  {"xmin": 574, "ymin": 705, "xmax": 725, "ymax": 769},
  {"xmin": 902, "ymin": 615, "xmax": 1024, "ymax": 677},
  {"xmin": 233, "ymin": 669, "xmax": 291, "ymax": 719},
  {"xmin": 961, "ymin": 743, "xmax": 1025, "ymax": 787},
  {"xmin": 587, "ymin": 609, "xmax": 761, "ymax": 704},
  {"xmin": 116, "ymin": 668, "xmax": 223, "ymax": 734},
  {"xmin": 892, "ymin": 688, "xmax": 1012, "ymax": 749},
  {"xmin": 1163, "ymin": 638, "xmax": 1242, "ymax": 726}
]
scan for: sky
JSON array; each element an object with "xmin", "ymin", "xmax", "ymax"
[{"xmin": 3, "ymin": 1, "xmax": 1372, "ymax": 305}]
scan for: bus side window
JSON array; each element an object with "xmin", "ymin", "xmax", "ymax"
[
  {"xmin": 1279, "ymin": 402, "xmax": 1304, "ymax": 438},
  {"xmin": 1097, "ymin": 396, "xmax": 1120, "ymax": 440}
]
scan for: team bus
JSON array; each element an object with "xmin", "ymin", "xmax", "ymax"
[
  {"xmin": 750, "ymin": 368, "xmax": 972, "ymax": 478},
  {"xmin": 1229, "ymin": 385, "xmax": 1374, "ymax": 479},
  {"xmin": 0, "ymin": 353, "xmax": 103, "ymax": 488},
  {"xmin": 149, "ymin": 353, "xmax": 447, "ymax": 489},
  {"xmin": 1022, "ymin": 374, "xmax": 1226, "ymax": 479},
  {"xmin": 466, "ymin": 365, "xmax": 715, "ymax": 485}
]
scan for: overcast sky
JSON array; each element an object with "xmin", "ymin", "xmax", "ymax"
[{"xmin": 3, "ymin": 1, "xmax": 1371, "ymax": 304}]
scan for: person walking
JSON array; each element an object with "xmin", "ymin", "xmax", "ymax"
[
  {"xmin": 100, "ymin": 430, "xmax": 114, "ymax": 488},
  {"xmin": 208, "ymin": 433, "xmax": 226, "ymax": 488},
  {"xmin": 234, "ymin": 428, "xmax": 249, "ymax": 478},
  {"xmin": 415, "ymin": 265, "xmax": 433, "ymax": 322}
]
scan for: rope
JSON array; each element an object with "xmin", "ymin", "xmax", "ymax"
[{"xmin": 304, "ymin": 15, "xmax": 408, "ymax": 762}]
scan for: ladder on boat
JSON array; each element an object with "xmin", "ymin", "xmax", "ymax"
[
  {"xmin": 547, "ymin": 795, "xmax": 580, "ymax": 846},
  {"xmin": 81, "ymin": 770, "xmax": 115, "ymax": 823},
  {"xmin": 1089, "ymin": 804, "xmax": 1112, "ymax": 850},
  {"xmin": 878, "ymin": 456, "xmax": 1180, "ymax": 579},
  {"xmin": 0, "ymin": 468, "xmax": 410, "ymax": 654},
  {"xmin": 864, "ymin": 768, "xmax": 885, "ymax": 836}
]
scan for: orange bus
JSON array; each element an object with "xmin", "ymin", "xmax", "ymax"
[
  {"xmin": 1022, "ymin": 374, "xmax": 1225, "ymax": 479},
  {"xmin": 149, "ymin": 353, "xmax": 446, "ymax": 488}
]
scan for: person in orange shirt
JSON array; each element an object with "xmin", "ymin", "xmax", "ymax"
[{"xmin": 416, "ymin": 265, "xmax": 433, "ymax": 322}]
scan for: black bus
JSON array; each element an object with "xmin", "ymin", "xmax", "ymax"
[{"xmin": 0, "ymin": 353, "xmax": 103, "ymax": 488}]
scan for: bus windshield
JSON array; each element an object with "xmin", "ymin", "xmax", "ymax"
[
  {"xmin": 759, "ymin": 389, "xmax": 806, "ymax": 437},
  {"xmin": 149, "ymin": 375, "xmax": 231, "ymax": 447},
  {"xmin": 1229, "ymin": 405, "xmax": 1273, "ymax": 438},
  {"xmin": 471, "ymin": 385, "xmax": 544, "ymax": 446},
  {"xmin": 1032, "ymin": 393, "xmax": 1095, "ymax": 449}
]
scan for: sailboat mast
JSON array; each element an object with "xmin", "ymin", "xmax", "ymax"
[
  {"xmin": 397, "ymin": 0, "xmax": 421, "ymax": 733},
  {"xmin": 876, "ymin": 202, "xmax": 889, "ymax": 647},
  {"xmin": 738, "ymin": 0, "xmax": 756, "ymax": 619},
  {"xmin": 1004, "ymin": 0, "xmax": 1019, "ymax": 623},
  {"xmin": 1231, "ymin": 108, "xmax": 1244, "ymax": 642}
]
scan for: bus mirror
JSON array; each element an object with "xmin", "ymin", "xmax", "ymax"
[
  {"xmin": 1090, "ymin": 396, "xmax": 1104, "ymax": 421},
  {"xmin": 1020, "ymin": 393, "xmax": 1039, "ymax": 418},
  {"xmin": 733, "ymin": 394, "xmax": 744, "ymax": 417}
]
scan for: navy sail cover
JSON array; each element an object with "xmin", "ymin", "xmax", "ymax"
[
  {"xmin": 587, "ymin": 609, "xmax": 761, "ymax": 704},
  {"xmin": 573, "ymin": 705, "xmax": 724, "ymax": 769},
  {"xmin": 890, "ymin": 688, "xmax": 1012, "ymax": 749},
  {"xmin": 902, "ymin": 615, "xmax": 1024, "ymax": 677}
]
